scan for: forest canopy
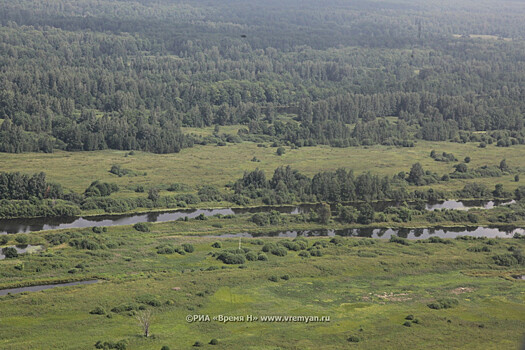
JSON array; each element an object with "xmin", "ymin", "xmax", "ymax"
[{"xmin": 0, "ymin": 0, "xmax": 524, "ymax": 153}]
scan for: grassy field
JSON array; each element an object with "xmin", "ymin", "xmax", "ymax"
[
  {"xmin": 0, "ymin": 140, "xmax": 523, "ymax": 200},
  {"xmin": 0, "ymin": 217, "xmax": 524, "ymax": 349}
]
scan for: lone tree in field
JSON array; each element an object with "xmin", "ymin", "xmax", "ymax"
[
  {"xmin": 407, "ymin": 163, "xmax": 425, "ymax": 185},
  {"xmin": 136, "ymin": 309, "xmax": 153, "ymax": 337},
  {"xmin": 148, "ymin": 188, "xmax": 160, "ymax": 202},
  {"xmin": 499, "ymin": 159, "xmax": 508, "ymax": 171},
  {"xmin": 317, "ymin": 203, "xmax": 331, "ymax": 224}
]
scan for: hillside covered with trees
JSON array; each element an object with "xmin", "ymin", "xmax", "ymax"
[{"xmin": 1, "ymin": 0, "xmax": 525, "ymax": 152}]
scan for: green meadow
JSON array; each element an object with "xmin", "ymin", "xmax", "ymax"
[
  {"xmin": 0, "ymin": 217, "xmax": 524, "ymax": 349},
  {"xmin": 0, "ymin": 140, "xmax": 523, "ymax": 204}
]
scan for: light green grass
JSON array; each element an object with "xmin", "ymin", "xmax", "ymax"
[
  {"xmin": 0, "ymin": 219, "xmax": 524, "ymax": 349},
  {"xmin": 0, "ymin": 141, "xmax": 523, "ymax": 197}
]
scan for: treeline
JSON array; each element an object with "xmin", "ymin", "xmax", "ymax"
[
  {"xmin": 233, "ymin": 166, "xmax": 444, "ymax": 205},
  {"xmin": 0, "ymin": 171, "xmax": 63, "ymax": 200}
]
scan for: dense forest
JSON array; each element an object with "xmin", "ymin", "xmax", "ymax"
[{"xmin": 0, "ymin": 0, "xmax": 525, "ymax": 152}]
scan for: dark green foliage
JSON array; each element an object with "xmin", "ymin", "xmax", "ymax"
[
  {"xmin": 90, "ymin": 307, "xmax": 106, "ymax": 315},
  {"xmin": 317, "ymin": 203, "xmax": 331, "ymax": 224},
  {"xmin": 405, "ymin": 315, "xmax": 414, "ymax": 320},
  {"xmin": 257, "ymin": 253, "xmax": 268, "ymax": 261},
  {"xmin": 270, "ymin": 247, "xmax": 288, "ymax": 257},
  {"xmin": 217, "ymin": 251, "xmax": 246, "ymax": 264},
  {"xmin": 403, "ymin": 321, "xmax": 412, "ymax": 327},
  {"xmin": 0, "ymin": 236, "xmax": 8, "ymax": 245},
  {"xmin": 14, "ymin": 235, "xmax": 28, "ymax": 245},
  {"xmin": 515, "ymin": 187, "xmax": 525, "ymax": 200},
  {"xmin": 161, "ymin": 346, "xmax": 171, "ymax": 350},
  {"xmin": 430, "ymin": 151, "xmax": 457, "ymax": 162},
  {"xmin": 330, "ymin": 236, "xmax": 344, "ymax": 245},
  {"xmin": 458, "ymin": 183, "xmax": 490, "ymax": 198},
  {"xmin": 1, "ymin": 0, "xmax": 525, "ymax": 155},
  {"xmin": 193, "ymin": 342, "xmax": 203, "ymax": 347},
  {"xmin": 245, "ymin": 252, "xmax": 257, "ymax": 261},
  {"xmin": 357, "ymin": 204, "xmax": 375, "ymax": 225},
  {"xmin": 262, "ymin": 243, "xmax": 277, "ymax": 252},
  {"xmin": 467, "ymin": 246, "xmax": 491, "ymax": 252},
  {"xmin": 111, "ymin": 303, "xmax": 143, "ymax": 313},
  {"xmin": 95, "ymin": 340, "xmax": 127, "ymax": 350},
  {"xmin": 69, "ymin": 238, "xmax": 102, "ymax": 250},
  {"xmin": 309, "ymin": 248, "xmax": 323, "ymax": 257},
  {"xmin": 198, "ymin": 186, "xmax": 223, "ymax": 202},
  {"xmin": 136, "ymin": 294, "xmax": 162, "ymax": 307},
  {"xmin": 276, "ymin": 147, "xmax": 285, "ymax": 156},
  {"xmin": 389, "ymin": 235, "xmax": 409, "ymax": 246},
  {"xmin": 499, "ymin": 159, "xmax": 509, "ymax": 171},
  {"xmin": 251, "ymin": 211, "xmax": 282, "ymax": 226},
  {"xmin": 427, "ymin": 298, "xmax": 459, "ymax": 310},
  {"xmin": 156, "ymin": 244, "xmax": 185, "ymax": 255},
  {"xmin": 269, "ymin": 275, "xmax": 279, "ymax": 282},
  {"xmin": 298, "ymin": 251, "xmax": 310, "ymax": 258},
  {"xmin": 209, "ymin": 339, "xmax": 219, "ymax": 345},
  {"xmin": 133, "ymin": 223, "xmax": 150, "ymax": 232},
  {"xmin": 84, "ymin": 181, "xmax": 119, "ymax": 197},
  {"xmin": 182, "ymin": 244, "xmax": 195, "ymax": 253},
  {"xmin": 347, "ymin": 335, "xmax": 360, "ymax": 343},
  {"xmin": 109, "ymin": 165, "xmax": 134, "ymax": 177},
  {"xmin": 280, "ymin": 274, "xmax": 290, "ymax": 280},
  {"xmin": 2, "ymin": 247, "xmax": 18, "ymax": 258},
  {"xmin": 492, "ymin": 251, "xmax": 525, "ymax": 266},
  {"xmin": 211, "ymin": 242, "xmax": 222, "ymax": 248}
]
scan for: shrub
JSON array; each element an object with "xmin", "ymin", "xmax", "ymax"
[
  {"xmin": 403, "ymin": 321, "xmax": 412, "ymax": 327},
  {"xmin": 0, "ymin": 236, "xmax": 8, "ymax": 245},
  {"xmin": 193, "ymin": 341, "xmax": 204, "ymax": 347},
  {"xmin": 270, "ymin": 247, "xmax": 287, "ymax": 257},
  {"xmin": 389, "ymin": 235, "xmax": 410, "ymax": 246},
  {"xmin": 136, "ymin": 294, "xmax": 162, "ymax": 307},
  {"xmin": 245, "ymin": 252, "xmax": 257, "ymax": 261},
  {"xmin": 262, "ymin": 243, "xmax": 276, "ymax": 252},
  {"xmin": 133, "ymin": 222, "xmax": 150, "ymax": 232},
  {"xmin": 330, "ymin": 236, "xmax": 344, "ymax": 245},
  {"xmin": 92, "ymin": 226, "xmax": 103, "ymax": 233},
  {"xmin": 276, "ymin": 147, "xmax": 285, "ymax": 156},
  {"xmin": 90, "ymin": 307, "xmax": 106, "ymax": 315},
  {"xmin": 211, "ymin": 242, "xmax": 222, "ymax": 248},
  {"xmin": 209, "ymin": 339, "xmax": 219, "ymax": 345},
  {"xmin": 347, "ymin": 335, "xmax": 360, "ymax": 343},
  {"xmin": 427, "ymin": 298, "xmax": 459, "ymax": 310},
  {"xmin": 161, "ymin": 346, "xmax": 171, "ymax": 350},
  {"xmin": 182, "ymin": 244, "xmax": 195, "ymax": 253},
  {"xmin": 405, "ymin": 315, "xmax": 414, "ymax": 320},
  {"xmin": 111, "ymin": 303, "xmax": 140, "ymax": 313},
  {"xmin": 257, "ymin": 253, "xmax": 268, "ymax": 261},
  {"xmin": 492, "ymin": 252, "xmax": 524, "ymax": 266},
  {"xmin": 217, "ymin": 252, "xmax": 246, "ymax": 264},
  {"xmin": 279, "ymin": 241, "xmax": 301, "ymax": 251},
  {"xmin": 269, "ymin": 275, "xmax": 279, "ymax": 282},
  {"xmin": 281, "ymin": 274, "xmax": 290, "ymax": 280},
  {"xmin": 309, "ymin": 248, "xmax": 323, "ymax": 257},
  {"xmin": 15, "ymin": 235, "xmax": 28, "ymax": 245},
  {"xmin": 298, "ymin": 251, "xmax": 309, "ymax": 258}
]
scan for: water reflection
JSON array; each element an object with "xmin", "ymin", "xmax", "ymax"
[
  {"xmin": 0, "ymin": 200, "xmax": 517, "ymax": 234},
  {"xmin": 210, "ymin": 227, "xmax": 525, "ymax": 240}
]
